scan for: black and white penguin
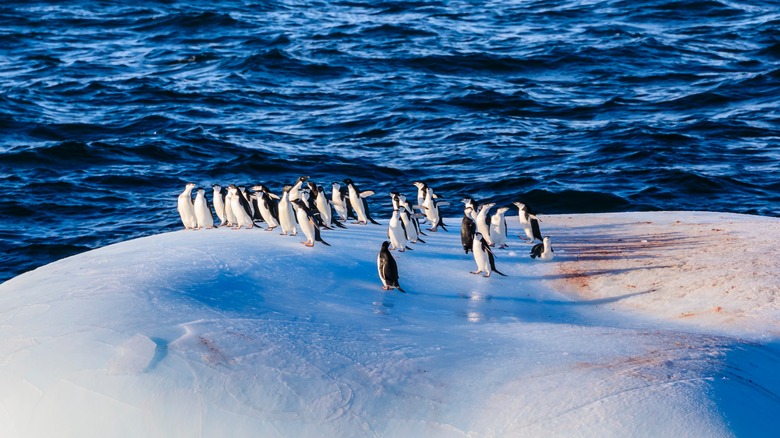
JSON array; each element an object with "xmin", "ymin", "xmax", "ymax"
[
  {"xmin": 475, "ymin": 202, "xmax": 495, "ymax": 245},
  {"xmin": 344, "ymin": 178, "xmax": 379, "ymax": 225},
  {"xmin": 278, "ymin": 185, "xmax": 298, "ymax": 236},
  {"xmin": 317, "ymin": 186, "xmax": 346, "ymax": 229},
  {"xmin": 490, "ymin": 206, "xmax": 510, "ymax": 249},
  {"xmin": 228, "ymin": 184, "xmax": 254, "ymax": 229},
  {"xmin": 530, "ymin": 236, "xmax": 555, "ymax": 260},
  {"xmin": 211, "ymin": 184, "xmax": 227, "ymax": 227},
  {"xmin": 250, "ymin": 185, "xmax": 280, "ymax": 231},
  {"xmin": 331, "ymin": 182, "xmax": 351, "ymax": 222},
  {"xmin": 177, "ymin": 182, "xmax": 198, "ymax": 230},
  {"xmin": 289, "ymin": 176, "xmax": 309, "ymax": 203},
  {"xmin": 377, "ymin": 241, "xmax": 406, "ymax": 293},
  {"xmin": 413, "ymin": 181, "xmax": 448, "ymax": 232},
  {"xmin": 514, "ymin": 201, "xmax": 542, "ymax": 243},
  {"xmin": 193, "ymin": 187, "xmax": 214, "ymax": 229},
  {"xmin": 461, "ymin": 197, "xmax": 479, "ymax": 221},
  {"xmin": 239, "ymin": 187, "xmax": 256, "ymax": 219},
  {"xmin": 461, "ymin": 205, "xmax": 476, "ymax": 254},
  {"xmin": 292, "ymin": 199, "xmax": 330, "ymax": 247},
  {"xmin": 396, "ymin": 193, "xmax": 425, "ymax": 244},
  {"xmin": 471, "ymin": 232, "xmax": 506, "ymax": 277}
]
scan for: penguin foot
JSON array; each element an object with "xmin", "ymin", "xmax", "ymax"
[
  {"xmin": 302, "ymin": 241, "xmax": 314, "ymax": 247},
  {"xmin": 470, "ymin": 270, "xmax": 482, "ymax": 275},
  {"xmin": 483, "ymin": 273, "xmax": 491, "ymax": 278}
]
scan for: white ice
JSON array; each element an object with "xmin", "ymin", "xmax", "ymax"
[{"xmin": 0, "ymin": 211, "xmax": 778, "ymax": 437}]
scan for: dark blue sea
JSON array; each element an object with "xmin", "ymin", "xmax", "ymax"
[{"xmin": 1, "ymin": 0, "xmax": 779, "ymax": 283}]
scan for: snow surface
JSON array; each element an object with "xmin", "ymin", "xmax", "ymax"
[{"xmin": 1, "ymin": 211, "xmax": 779, "ymax": 437}]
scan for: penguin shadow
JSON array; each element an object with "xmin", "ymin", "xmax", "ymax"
[
  {"xmin": 439, "ymin": 289, "xmax": 655, "ymax": 324},
  {"xmin": 531, "ymin": 265, "xmax": 675, "ymax": 282},
  {"xmin": 144, "ymin": 337, "xmax": 169, "ymax": 372}
]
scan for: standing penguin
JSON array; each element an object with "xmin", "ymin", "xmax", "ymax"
[
  {"xmin": 490, "ymin": 206, "xmax": 510, "ymax": 249},
  {"xmin": 514, "ymin": 201, "xmax": 542, "ymax": 243},
  {"xmin": 250, "ymin": 185, "xmax": 280, "ymax": 231},
  {"xmin": 331, "ymin": 182, "xmax": 351, "ymax": 222},
  {"xmin": 177, "ymin": 182, "xmax": 198, "ymax": 230},
  {"xmin": 461, "ymin": 205, "xmax": 476, "ymax": 254},
  {"xmin": 475, "ymin": 202, "xmax": 495, "ymax": 245},
  {"xmin": 212, "ymin": 184, "xmax": 227, "ymax": 227},
  {"xmin": 530, "ymin": 236, "xmax": 555, "ymax": 260},
  {"xmin": 224, "ymin": 188, "xmax": 237, "ymax": 227},
  {"xmin": 471, "ymin": 232, "xmax": 507, "ymax": 277},
  {"xmin": 278, "ymin": 185, "xmax": 298, "ymax": 236},
  {"xmin": 461, "ymin": 197, "xmax": 479, "ymax": 221},
  {"xmin": 387, "ymin": 206, "xmax": 409, "ymax": 252},
  {"xmin": 344, "ymin": 178, "xmax": 379, "ymax": 225},
  {"xmin": 292, "ymin": 199, "xmax": 330, "ymax": 247},
  {"xmin": 396, "ymin": 194, "xmax": 425, "ymax": 244},
  {"xmin": 317, "ymin": 186, "xmax": 346, "ymax": 229},
  {"xmin": 228, "ymin": 185, "xmax": 254, "ymax": 229},
  {"xmin": 377, "ymin": 241, "xmax": 406, "ymax": 293},
  {"xmin": 414, "ymin": 181, "xmax": 448, "ymax": 232},
  {"xmin": 193, "ymin": 188, "xmax": 214, "ymax": 229},
  {"xmin": 289, "ymin": 176, "xmax": 309, "ymax": 203}
]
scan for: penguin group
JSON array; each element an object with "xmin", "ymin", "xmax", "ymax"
[
  {"xmin": 176, "ymin": 179, "xmax": 555, "ymax": 292},
  {"xmin": 177, "ymin": 177, "xmax": 383, "ymax": 247}
]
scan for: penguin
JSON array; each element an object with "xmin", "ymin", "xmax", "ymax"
[
  {"xmin": 344, "ymin": 178, "xmax": 379, "ymax": 225},
  {"xmin": 292, "ymin": 199, "xmax": 330, "ymax": 247},
  {"xmin": 377, "ymin": 241, "xmax": 405, "ymax": 293},
  {"xmin": 414, "ymin": 182, "xmax": 427, "ymax": 217},
  {"xmin": 461, "ymin": 206, "xmax": 476, "ymax": 254},
  {"xmin": 471, "ymin": 232, "xmax": 507, "ymax": 277},
  {"xmin": 396, "ymin": 194, "xmax": 425, "ymax": 244},
  {"xmin": 398, "ymin": 193, "xmax": 427, "ymax": 243},
  {"xmin": 177, "ymin": 182, "xmax": 198, "ymax": 230},
  {"xmin": 193, "ymin": 188, "xmax": 214, "ymax": 229},
  {"xmin": 461, "ymin": 197, "xmax": 479, "ymax": 221},
  {"xmin": 240, "ymin": 187, "xmax": 255, "ymax": 219},
  {"xmin": 387, "ymin": 206, "xmax": 409, "ymax": 252},
  {"xmin": 331, "ymin": 182, "xmax": 351, "ymax": 222},
  {"xmin": 250, "ymin": 185, "xmax": 280, "ymax": 231},
  {"xmin": 475, "ymin": 202, "xmax": 495, "ymax": 245},
  {"xmin": 224, "ymin": 188, "xmax": 237, "ymax": 227},
  {"xmin": 288, "ymin": 176, "xmax": 309, "ymax": 203},
  {"xmin": 212, "ymin": 184, "xmax": 227, "ymax": 227},
  {"xmin": 514, "ymin": 201, "xmax": 542, "ymax": 243},
  {"xmin": 317, "ymin": 186, "xmax": 346, "ymax": 229},
  {"xmin": 530, "ymin": 236, "xmax": 555, "ymax": 260},
  {"xmin": 413, "ymin": 181, "xmax": 448, "ymax": 232},
  {"xmin": 278, "ymin": 185, "xmax": 298, "ymax": 236},
  {"xmin": 490, "ymin": 206, "xmax": 510, "ymax": 249},
  {"xmin": 228, "ymin": 185, "xmax": 254, "ymax": 229}
]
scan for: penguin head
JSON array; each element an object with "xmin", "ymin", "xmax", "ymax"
[
  {"xmin": 343, "ymin": 178, "xmax": 353, "ymax": 185},
  {"xmin": 298, "ymin": 176, "xmax": 309, "ymax": 183},
  {"xmin": 250, "ymin": 185, "xmax": 264, "ymax": 193},
  {"xmin": 282, "ymin": 185, "xmax": 293, "ymax": 193},
  {"xmin": 331, "ymin": 182, "xmax": 341, "ymax": 190},
  {"xmin": 513, "ymin": 201, "xmax": 526, "ymax": 211},
  {"xmin": 186, "ymin": 182, "xmax": 197, "ymax": 189},
  {"xmin": 496, "ymin": 207, "xmax": 510, "ymax": 215},
  {"xmin": 412, "ymin": 181, "xmax": 426, "ymax": 190},
  {"xmin": 381, "ymin": 241, "xmax": 391, "ymax": 250},
  {"xmin": 474, "ymin": 232, "xmax": 484, "ymax": 241},
  {"xmin": 211, "ymin": 184, "xmax": 221, "ymax": 190}
]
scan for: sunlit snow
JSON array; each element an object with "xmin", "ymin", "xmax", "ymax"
[{"xmin": 1, "ymin": 212, "xmax": 778, "ymax": 437}]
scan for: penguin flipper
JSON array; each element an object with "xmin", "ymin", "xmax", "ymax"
[
  {"xmin": 530, "ymin": 243, "xmax": 543, "ymax": 259},
  {"xmin": 531, "ymin": 219, "xmax": 542, "ymax": 241}
]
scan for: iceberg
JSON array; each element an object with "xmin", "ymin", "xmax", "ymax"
[{"xmin": 1, "ymin": 211, "xmax": 778, "ymax": 437}]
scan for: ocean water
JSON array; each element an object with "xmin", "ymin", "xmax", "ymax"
[{"xmin": 1, "ymin": 0, "xmax": 779, "ymax": 283}]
